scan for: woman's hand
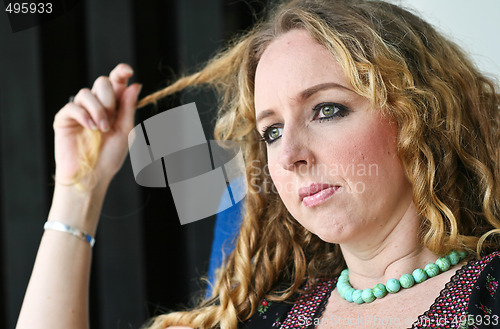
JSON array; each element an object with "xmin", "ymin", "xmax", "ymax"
[
  {"xmin": 16, "ymin": 64, "xmax": 142, "ymax": 329},
  {"xmin": 53, "ymin": 63, "xmax": 142, "ymax": 186}
]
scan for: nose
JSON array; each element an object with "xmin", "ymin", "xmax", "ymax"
[{"xmin": 278, "ymin": 128, "xmax": 314, "ymax": 171}]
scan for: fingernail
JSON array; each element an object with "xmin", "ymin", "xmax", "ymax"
[
  {"xmin": 100, "ymin": 120, "xmax": 110, "ymax": 132},
  {"xmin": 123, "ymin": 66, "xmax": 133, "ymax": 75},
  {"xmin": 88, "ymin": 119, "xmax": 98, "ymax": 130}
]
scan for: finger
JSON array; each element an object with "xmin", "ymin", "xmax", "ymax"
[
  {"xmin": 54, "ymin": 103, "xmax": 98, "ymax": 131},
  {"xmin": 115, "ymin": 83, "xmax": 142, "ymax": 133},
  {"xmin": 91, "ymin": 76, "xmax": 116, "ymax": 115},
  {"xmin": 73, "ymin": 88, "xmax": 110, "ymax": 132},
  {"xmin": 109, "ymin": 63, "xmax": 134, "ymax": 100}
]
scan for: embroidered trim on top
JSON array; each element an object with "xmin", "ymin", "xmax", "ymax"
[
  {"xmin": 278, "ymin": 279, "xmax": 336, "ymax": 328},
  {"xmin": 413, "ymin": 252, "xmax": 499, "ymax": 328},
  {"xmin": 275, "ymin": 252, "xmax": 500, "ymax": 329}
]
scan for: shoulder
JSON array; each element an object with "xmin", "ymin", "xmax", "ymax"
[
  {"xmin": 238, "ymin": 297, "xmax": 295, "ymax": 329},
  {"xmin": 433, "ymin": 251, "xmax": 500, "ymax": 303},
  {"xmin": 469, "ymin": 251, "xmax": 500, "ymax": 274},
  {"xmin": 455, "ymin": 251, "xmax": 500, "ymax": 277},
  {"xmin": 465, "ymin": 251, "xmax": 500, "ymax": 315},
  {"xmin": 239, "ymin": 278, "xmax": 337, "ymax": 329},
  {"xmin": 413, "ymin": 252, "xmax": 500, "ymax": 328},
  {"xmin": 472, "ymin": 251, "xmax": 500, "ymax": 285},
  {"xmin": 479, "ymin": 251, "xmax": 500, "ymax": 263}
]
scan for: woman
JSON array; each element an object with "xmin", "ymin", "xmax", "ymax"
[{"xmin": 16, "ymin": 0, "xmax": 499, "ymax": 328}]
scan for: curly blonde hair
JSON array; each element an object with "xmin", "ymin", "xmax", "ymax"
[{"xmin": 79, "ymin": 0, "xmax": 500, "ymax": 328}]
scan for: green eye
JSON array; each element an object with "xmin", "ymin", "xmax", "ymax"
[
  {"xmin": 314, "ymin": 102, "xmax": 349, "ymax": 120},
  {"xmin": 319, "ymin": 104, "xmax": 337, "ymax": 118},
  {"xmin": 261, "ymin": 125, "xmax": 283, "ymax": 144},
  {"xmin": 269, "ymin": 127, "xmax": 280, "ymax": 139}
]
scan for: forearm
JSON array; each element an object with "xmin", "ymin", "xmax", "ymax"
[{"xmin": 16, "ymin": 181, "xmax": 110, "ymax": 329}]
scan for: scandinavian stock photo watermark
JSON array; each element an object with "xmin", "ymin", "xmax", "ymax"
[
  {"xmin": 295, "ymin": 313, "xmax": 499, "ymax": 328},
  {"xmin": 246, "ymin": 160, "xmax": 379, "ymax": 195},
  {"xmin": 128, "ymin": 103, "xmax": 379, "ymax": 225}
]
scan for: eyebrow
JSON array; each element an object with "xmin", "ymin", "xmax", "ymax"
[
  {"xmin": 300, "ymin": 82, "xmax": 352, "ymax": 100},
  {"xmin": 255, "ymin": 82, "xmax": 352, "ymax": 124}
]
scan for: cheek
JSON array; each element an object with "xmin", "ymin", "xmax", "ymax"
[
  {"xmin": 365, "ymin": 119, "xmax": 399, "ymax": 169},
  {"xmin": 267, "ymin": 161, "xmax": 294, "ymax": 197},
  {"xmin": 343, "ymin": 117, "xmax": 406, "ymax": 192},
  {"xmin": 266, "ymin": 114, "xmax": 406, "ymax": 200}
]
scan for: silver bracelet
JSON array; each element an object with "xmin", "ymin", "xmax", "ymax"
[{"xmin": 44, "ymin": 221, "xmax": 95, "ymax": 247}]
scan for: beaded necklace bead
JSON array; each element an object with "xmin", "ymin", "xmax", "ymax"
[
  {"xmin": 399, "ymin": 273, "xmax": 415, "ymax": 288},
  {"xmin": 336, "ymin": 250, "xmax": 468, "ymax": 304}
]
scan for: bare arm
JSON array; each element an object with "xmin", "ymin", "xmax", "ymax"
[
  {"xmin": 16, "ymin": 182, "xmax": 107, "ymax": 329},
  {"xmin": 16, "ymin": 64, "xmax": 142, "ymax": 329}
]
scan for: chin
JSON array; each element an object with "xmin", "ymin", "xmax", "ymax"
[
  {"xmin": 305, "ymin": 219, "xmax": 351, "ymax": 244},
  {"xmin": 314, "ymin": 232, "xmax": 347, "ymax": 244}
]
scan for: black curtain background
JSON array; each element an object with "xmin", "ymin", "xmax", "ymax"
[{"xmin": 0, "ymin": 1, "xmax": 270, "ymax": 328}]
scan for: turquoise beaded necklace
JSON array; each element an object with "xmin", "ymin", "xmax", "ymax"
[{"xmin": 336, "ymin": 250, "xmax": 469, "ymax": 304}]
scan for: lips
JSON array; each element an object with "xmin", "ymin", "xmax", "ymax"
[{"xmin": 299, "ymin": 183, "xmax": 340, "ymax": 208}]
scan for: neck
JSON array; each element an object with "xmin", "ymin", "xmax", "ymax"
[{"xmin": 339, "ymin": 202, "xmax": 437, "ymax": 290}]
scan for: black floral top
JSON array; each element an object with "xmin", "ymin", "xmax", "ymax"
[{"xmin": 239, "ymin": 252, "xmax": 500, "ymax": 328}]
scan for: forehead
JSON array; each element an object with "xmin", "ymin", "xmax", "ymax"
[{"xmin": 254, "ymin": 29, "xmax": 347, "ymax": 112}]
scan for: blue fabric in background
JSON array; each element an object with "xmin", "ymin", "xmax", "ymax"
[{"xmin": 206, "ymin": 177, "xmax": 245, "ymax": 297}]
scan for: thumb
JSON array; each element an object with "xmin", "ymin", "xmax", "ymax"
[{"xmin": 115, "ymin": 83, "xmax": 142, "ymax": 133}]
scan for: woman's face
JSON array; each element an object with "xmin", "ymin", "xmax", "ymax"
[{"xmin": 254, "ymin": 29, "xmax": 414, "ymax": 245}]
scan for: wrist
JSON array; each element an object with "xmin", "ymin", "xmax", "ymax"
[
  {"xmin": 48, "ymin": 179, "xmax": 111, "ymax": 236},
  {"xmin": 44, "ymin": 221, "xmax": 96, "ymax": 247}
]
